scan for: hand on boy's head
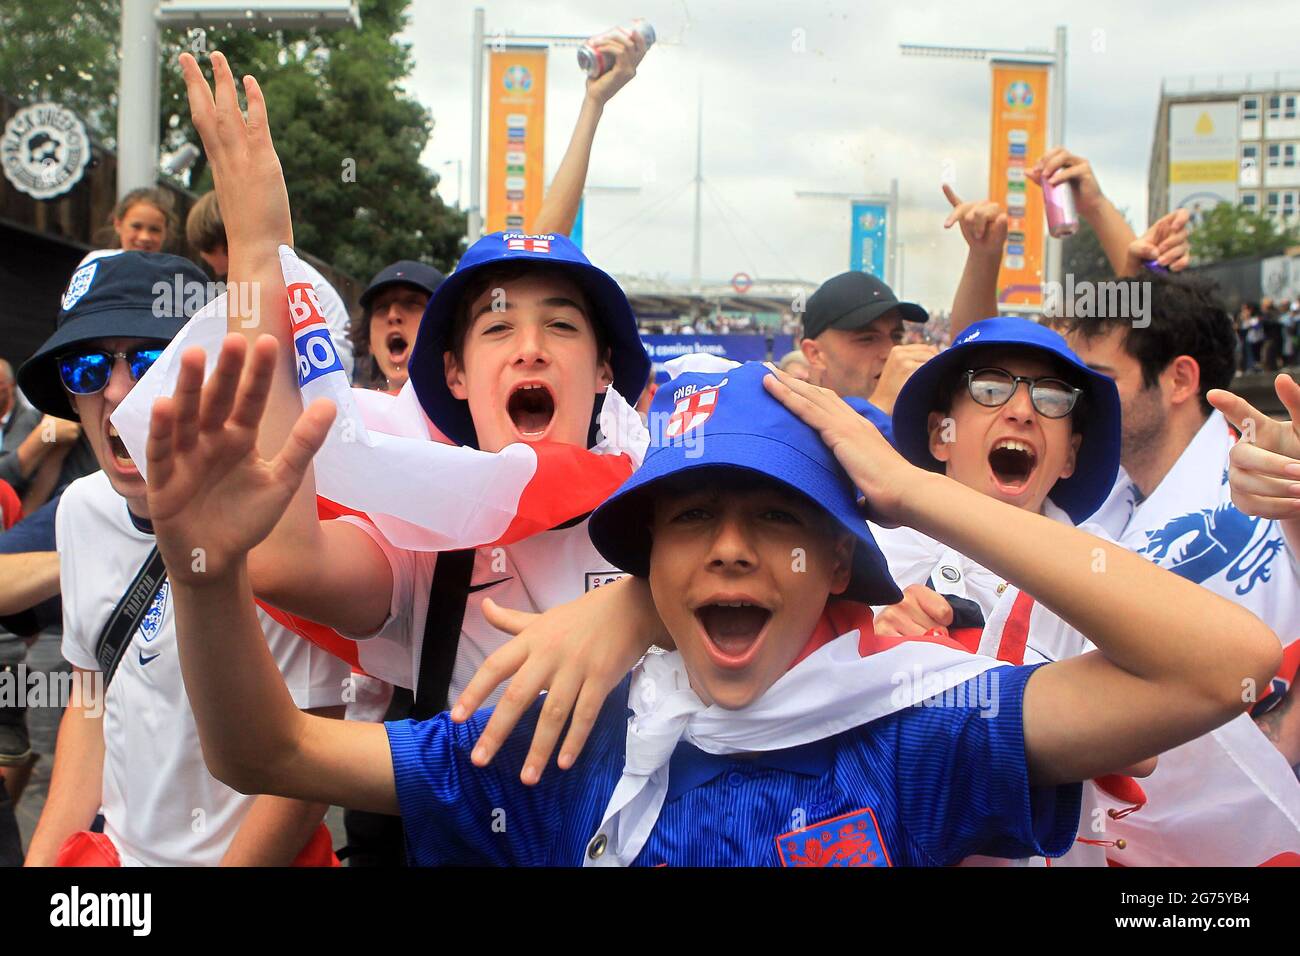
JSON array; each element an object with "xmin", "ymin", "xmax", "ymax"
[
  {"xmin": 762, "ymin": 366, "xmax": 919, "ymax": 526},
  {"xmin": 145, "ymin": 334, "xmax": 335, "ymax": 583},
  {"xmin": 873, "ymin": 584, "xmax": 955, "ymax": 638},
  {"xmin": 1208, "ymin": 379, "xmax": 1300, "ymax": 520},
  {"xmin": 178, "ymin": 51, "xmax": 293, "ymax": 252}
]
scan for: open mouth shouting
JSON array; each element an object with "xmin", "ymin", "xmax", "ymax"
[
  {"xmin": 385, "ymin": 330, "xmax": 411, "ymax": 368},
  {"xmin": 506, "ymin": 381, "xmax": 556, "ymax": 440},
  {"xmin": 695, "ymin": 598, "xmax": 773, "ymax": 668},
  {"xmin": 106, "ymin": 422, "xmax": 138, "ymax": 476},
  {"xmin": 987, "ymin": 437, "xmax": 1038, "ymax": 496}
]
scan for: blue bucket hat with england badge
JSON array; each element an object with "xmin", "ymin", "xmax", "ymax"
[
  {"xmin": 890, "ymin": 317, "xmax": 1122, "ymax": 524},
  {"xmin": 408, "ymin": 231, "xmax": 651, "ymax": 448},
  {"xmin": 18, "ymin": 251, "xmax": 212, "ymax": 420},
  {"xmin": 588, "ymin": 361, "xmax": 903, "ymax": 605}
]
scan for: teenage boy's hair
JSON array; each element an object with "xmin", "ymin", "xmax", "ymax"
[
  {"xmin": 930, "ymin": 345, "xmax": 1088, "ymax": 435},
  {"xmin": 185, "ymin": 191, "xmax": 226, "ymax": 254},
  {"xmin": 449, "ymin": 262, "xmax": 610, "ymax": 365},
  {"xmin": 1058, "ymin": 273, "xmax": 1236, "ymax": 415}
]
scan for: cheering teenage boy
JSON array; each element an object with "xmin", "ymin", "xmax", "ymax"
[
  {"xmin": 165, "ymin": 53, "xmax": 666, "ymax": 754},
  {"xmin": 141, "ymin": 344, "xmax": 1276, "ymax": 866},
  {"xmin": 19, "ymin": 253, "xmax": 347, "ymax": 867}
]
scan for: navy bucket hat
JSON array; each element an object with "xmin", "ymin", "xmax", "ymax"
[
  {"xmin": 890, "ymin": 317, "xmax": 1122, "ymax": 523},
  {"xmin": 589, "ymin": 361, "xmax": 903, "ymax": 606},
  {"xmin": 18, "ymin": 251, "xmax": 211, "ymax": 420},
  {"xmin": 408, "ymin": 231, "xmax": 650, "ymax": 448}
]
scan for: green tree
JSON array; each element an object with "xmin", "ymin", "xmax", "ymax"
[
  {"xmin": 0, "ymin": 1, "xmax": 119, "ymax": 137},
  {"xmin": 1, "ymin": 0, "xmax": 464, "ymax": 279},
  {"xmin": 159, "ymin": 0, "xmax": 465, "ymax": 278},
  {"xmin": 1190, "ymin": 202, "xmax": 1300, "ymax": 264}
]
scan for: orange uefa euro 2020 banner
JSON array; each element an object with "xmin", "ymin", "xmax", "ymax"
[
  {"xmin": 487, "ymin": 47, "xmax": 547, "ymax": 234},
  {"xmin": 988, "ymin": 61, "xmax": 1049, "ymax": 310}
]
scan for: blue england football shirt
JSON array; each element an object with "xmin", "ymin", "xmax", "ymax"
[{"xmin": 387, "ymin": 662, "xmax": 1080, "ymax": 866}]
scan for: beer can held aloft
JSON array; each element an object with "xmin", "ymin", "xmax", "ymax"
[
  {"xmin": 1042, "ymin": 178, "xmax": 1079, "ymax": 239},
  {"xmin": 577, "ymin": 20, "xmax": 656, "ymax": 78}
]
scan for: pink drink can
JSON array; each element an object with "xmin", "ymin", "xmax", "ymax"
[
  {"xmin": 1043, "ymin": 179, "xmax": 1078, "ymax": 238},
  {"xmin": 577, "ymin": 20, "xmax": 656, "ymax": 78}
]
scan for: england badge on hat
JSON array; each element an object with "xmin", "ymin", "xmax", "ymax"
[
  {"xmin": 505, "ymin": 234, "xmax": 551, "ymax": 253},
  {"xmin": 665, "ymin": 381, "xmax": 725, "ymax": 438},
  {"xmin": 61, "ymin": 261, "xmax": 98, "ymax": 311}
]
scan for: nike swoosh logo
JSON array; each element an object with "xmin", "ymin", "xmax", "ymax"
[
  {"xmin": 138, "ymin": 651, "xmax": 161, "ymax": 665},
  {"xmin": 466, "ymin": 577, "xmax": 513, "ymax": 593}
]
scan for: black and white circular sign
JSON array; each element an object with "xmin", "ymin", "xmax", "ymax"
[{"xmin": 2, "ymin": 102, "xmax": 90, "ymax": 200}]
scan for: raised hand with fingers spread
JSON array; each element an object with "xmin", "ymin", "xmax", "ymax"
[
  {"xmin": 177, "ymin": 51, "xmax": 292, "ymax": 257},
  {"xmin": 145, "ymin": 333, "xmax": 336, "ymax": 583}
]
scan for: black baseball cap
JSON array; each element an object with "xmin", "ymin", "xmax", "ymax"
[
  {"xmin": 18, "ymin": 251, "xmax": 211, "ymax": 419},
  {"xmin": 359, "ymin": 260, "xmax": 445, "ymax": 312},
  {"xmin": 801, "ymin": 271, "xmax": 927, "ymax": 340}
]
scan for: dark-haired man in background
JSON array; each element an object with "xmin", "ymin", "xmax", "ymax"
[{"xmin": 1061, "ymin": 273, "xmax": 1300, "ymax": 765}]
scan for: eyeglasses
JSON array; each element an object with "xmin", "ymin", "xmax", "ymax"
[
  {"xmin": 57, "ymin": 347, "xmax": 165, "ymax": 396},
  {"xmin": 962, "ymin": 368, "xmax": 1082, "ymax": 419}
]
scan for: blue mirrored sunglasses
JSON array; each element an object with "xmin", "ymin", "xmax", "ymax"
[{"xmin": 57, "ymin": 347, "xmax": 165, "ymax": 396}]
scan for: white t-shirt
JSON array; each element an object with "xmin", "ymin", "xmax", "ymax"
[
  {"xmin": 340, "ymin": 515, "xmax": 627, "ymax": 702},
  {"xmin": 57, "ymin": 471, "xmax": 349, "ymax": 867}
]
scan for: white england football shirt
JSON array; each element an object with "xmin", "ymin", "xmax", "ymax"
[{"xmin": 57, "ymin": 471, "xmax": 350, "ymax": 866}]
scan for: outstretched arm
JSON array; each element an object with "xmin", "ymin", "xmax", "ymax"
[
  {"xmin": 532, "ymin": 26, "xmax": 648, "ymax": 235},
  {"xmin": 763, "ymin": 367, "xmax": 1280, "ymax": 787},
  {"xmin": 145, "ymin": 334, "xmax": 395, "ymax": 814},
  {"xmin": 179, "ymin": 52, "xmax": 392, "ymax": 635}
]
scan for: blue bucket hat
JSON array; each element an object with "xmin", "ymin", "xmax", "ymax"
[
  {"xmin": 408, "ymin": 231, "xmax": 651, "ymax": 448},
  {"xmin": 890, "ymin": 317, "xmax": 1122, "ymax": 523},
  {"xmin": 17, "ymin": 251, "xmax": 212, "ymax": 420},
  {"xmin": 588, "ymin": 361, "xmax": 902, "ymax": 605}
]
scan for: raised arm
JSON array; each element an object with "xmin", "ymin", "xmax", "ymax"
[
  {"xmin": 943, "ymin": 184, "xmax": 1007, "ymax": 340},
  {"xmin": 144, "ymin": 334, "xmax": 395, "ymax": 814},
  {"xmin": 762, "ymin": 367, "xmax": 1281, "ymax": 787},
  {"xmin": 179, "ymin": 52, "xmax": 392, "ymax": 635},
  {"xmin": 531, "ymin": 26, "xmax": 649, "ymax": 235}
]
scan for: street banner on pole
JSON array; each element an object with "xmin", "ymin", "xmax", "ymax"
[
  {"xmin": 988, "ymin": 60, "xmax": 1048, "ymax": 309},
  {"xmin": 487, "ymin": 46, "xmax": 547, "ymax": 233},
  {"xmin": 849, "ymin": 201, "xmax": 888, "ymax": 277}
]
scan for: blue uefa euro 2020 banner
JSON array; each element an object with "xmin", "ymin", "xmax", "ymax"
[
  {"xmin": 850, "ymin": 201, "xmax": 887, "ymax": 277},
  {"xmin": 642, "ymin": 334, "xmax": 795, "ymax": 384}
]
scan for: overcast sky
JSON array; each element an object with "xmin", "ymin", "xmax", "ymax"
[{"xmin": 402, "ymin": 0, "xmax": 1299, "ymax": 311}]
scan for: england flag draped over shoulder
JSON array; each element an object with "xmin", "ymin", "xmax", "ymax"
[
  {"xmin": 112, "ymin": 247, "xmax": 648, "ymax": 665},
  {"xmin": 979, "ymin": 584, "xmax": 1300, "ymax": 867}
]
